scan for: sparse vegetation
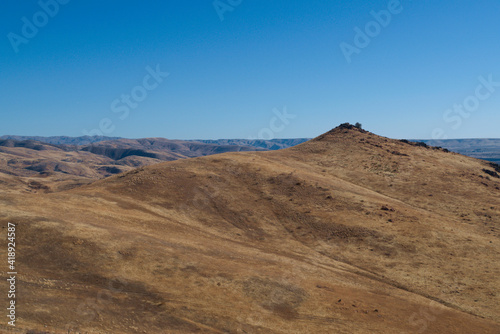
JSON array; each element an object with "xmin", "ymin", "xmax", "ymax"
[
  {"xmin": 483, "ymin": 169, "xmax": 500, "ymax": 178},
  {"xmin": 414, "ymin": 141, "xmax": 429, "ymax": 148},
  {"xmin": 399, "ymin": 139, "xmax": 453, "ymax": 153},
  {"xmin": 489, "ymin": 162, "xmax": 500, "ymax": 173},
  {"xmin": 337, "ymin": 122, "xmax": 365, "ymax": 131},
  {"xmin": 338, "ymin": 122, "xmax": 353, "ymax": 129},
  {"xmin": 2, "ymin": 127, "xmax": 500, "ymax": 333},
  {"xmin": 390, "ymin": 150, "xmax": 409, "ymax": 157}
]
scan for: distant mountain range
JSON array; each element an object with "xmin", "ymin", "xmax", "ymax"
[
  {"xmin": 0, "ymin": 135, "xmax": 310, "ymax": 151},
  {"xmin": 420, "ymin": 139, "xmax": 500, "ymax": 163},
  {"xmin": 1, "ymin": 135, "xmax": 499, "ymax": 162},
  {"xmin": 0, "ymin": 135, "xmax": 122, "ymax": 146},
  {"xmin": 191, "ymin": 138, "xmax": 310, "ymax": 150}
]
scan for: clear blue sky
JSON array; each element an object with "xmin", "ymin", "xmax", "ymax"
[{"xmin": 1, "ymin": 0, "xmax": 499, "ymax": 140}]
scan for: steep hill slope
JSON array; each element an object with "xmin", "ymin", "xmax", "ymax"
[{"xmin": 0, "ymin": 125, "xmax": 498, "ymax": 333}]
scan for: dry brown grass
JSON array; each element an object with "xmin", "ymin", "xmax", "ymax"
[{"xmin": 0, "ymin": 126, "xmax": 498, "ymax": 333}]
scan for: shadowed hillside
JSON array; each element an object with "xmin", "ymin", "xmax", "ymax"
[{"xmin": 0, "ymin": 124, "xmax": 498, "ymax": 333}]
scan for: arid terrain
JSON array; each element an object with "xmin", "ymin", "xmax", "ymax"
[
  {"xmin": 1, "ymin": 124, "xmax": 499, "ymax": 333},
  {"xmin": 0, "ymin": 136, "xmax": 311, "ymax": 194},
  {"xmin": 0, "ymin": 137, "xmax": 272, "ymax": 193}
]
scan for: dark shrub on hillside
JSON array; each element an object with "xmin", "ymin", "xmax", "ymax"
[
  {"xmin": 489, "ymin": 162, "xmax": 500, "ymax": 173},
  {"xmin": 414, "ymin": 142, "xmax": 429, "ymax": 148},
  {"xmin": 483, "ymin": 168, "xmax": 500, "ymax": 178}
]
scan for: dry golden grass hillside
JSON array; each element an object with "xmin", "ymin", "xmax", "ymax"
[{"xmin": 0, "ymin": 124, "xmax": 499, "ymax": 333}]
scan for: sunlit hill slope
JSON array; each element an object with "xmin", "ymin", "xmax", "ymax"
[{"xmin": 1, "ymin": 124, "xmax": 499, "ymax": 333}]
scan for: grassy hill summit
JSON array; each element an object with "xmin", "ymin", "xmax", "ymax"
[{"xmin": 0, "ymin": 125, "xmax": 498, "ymax": 333}]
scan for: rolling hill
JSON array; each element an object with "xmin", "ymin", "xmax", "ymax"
[
  {"xmin": 0, "ymin": 124, "xmax": 499, "ymax": 333},
  {"xmin": 4, "ymin": 135, "xmax": 499, "ymax": 163},
  {"xmin": 0, "ymin": 138, "xmax": 269, "ymax": 193}
]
